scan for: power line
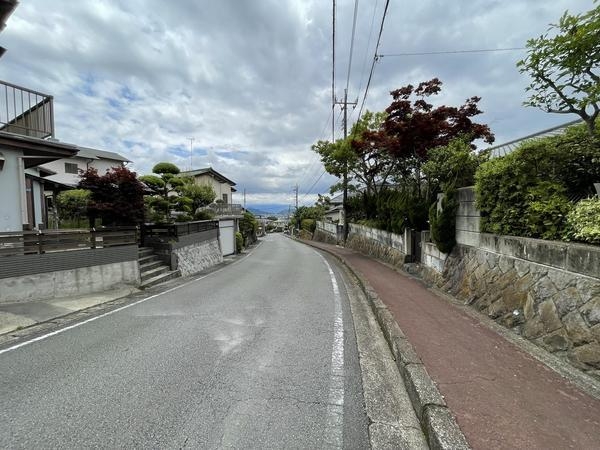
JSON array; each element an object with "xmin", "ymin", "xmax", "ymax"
[
  {"xmin": 356, "ymin": 0, "xmax": 379, "ymax": 98},
  {"xmin": 332, "ymin": 0, "xmax": 336, "ymax": 141},
  {"xmin": 299, "ymin": 169, "xmax": 327, "ymax": 205},
  {"xmin": 344, "ymin": 0, "xmax": 360, "ymax": 95},
  {"xmin": 357, "ymin": 0, "xmax": 390, "ymax": 121},
  {"xmin": 379, "ymin": 47, "xmax": 525, "ymax": 57},
  {"xmin": 295, "ymin": 109, "xmax": 334, "ymax": 189}
]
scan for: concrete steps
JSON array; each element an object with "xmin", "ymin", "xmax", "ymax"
[{"xmin": 138, "ymin": 247, "xmax": 181, "ymax": 289}]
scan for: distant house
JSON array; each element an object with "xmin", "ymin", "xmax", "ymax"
[
  {"xmin": 180, "ymin": 167, "xmax": 242, "ymax": 256},
  {"xmin": 39, "ymin": 146, "xmax": 130, "ymax": 187},
  {"xmin": 180, "ymin": 167, "xmax": 237, "ymax": 204}
]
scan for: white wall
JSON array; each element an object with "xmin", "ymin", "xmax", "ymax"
[
  {"xmin": 40, "ymin": 157, "xmax": 84, "ymax": 186},
  {"xmin": 40, "ymin": 157, "xmax": 124, "ymax": 186},
  {"xmin": 90, "ymin": 159, "xmax": 123, "ymax": 175},
  {"xmin": 32, "ymin": 178, "xmax": 44, "ymax": 228},
  {"xmin": 194, "ymin": 174, "xmax": 233, "ymax": 203},
  {"xmin": 0, "ymin": 148, "xmax": 24, "ymax": 231}
]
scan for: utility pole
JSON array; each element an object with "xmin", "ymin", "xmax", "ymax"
[
  {"xmin": 292, "ymin": 184, "xmax": 299, "ymax": 235},
  {"xmin": 243, "ymin": 188, "xmax": 246, "ymax": 208},
  {"xmin": 334, "ymin": 88, "xmax": 357, "ymax": 242},
  {"xmin": 188, "ymin": 137, "xmax": 195, "ymax": 171}
]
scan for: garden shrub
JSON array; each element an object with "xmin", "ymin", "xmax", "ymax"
[
  {"xmin": 56, "ymin": 189, "xmax": 91, "ymax": 228},
  {"xmin": 235, "ymin": 232, "xmax": 243, "ymax": 252},
  {"xmin": 565, "ymin": 198, "xmax": 600, "ymax": 244},
  {"xmin": 523, "ymin": 182, "xmax": 572, "ymax": 240},
  {"xmin": 475, "ymin": 122, "xmax": 600, "ymax": 238},
  {"xmin": 429, "ymin": 186, "xmax": 458, "ymax": 254},
  {"xmin": 194, "ymin": 209, "xmax": 215, "ymax": 220},
  {"xmin": 301, "ymin": 218, "xmax": 316, "ymax": 233}
]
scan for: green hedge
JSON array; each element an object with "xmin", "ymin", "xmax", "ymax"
[
  {"xmin": 565, "ymin": 198, "xmax": 600, "ymax": 244},
  {"xmin": 475, "ymin": 123, "xmax": 599, "ymax": 238}
]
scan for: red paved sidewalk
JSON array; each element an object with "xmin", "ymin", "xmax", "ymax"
[{"xmin": 309, "ymin": 240, "xmax": 600, "ymax": 450}]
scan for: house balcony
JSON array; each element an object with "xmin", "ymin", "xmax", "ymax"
[
  {"xmin": 0, "ymin": 79, "xmax": 54, "ymax": 139},
  {"xmin": 206, "ymin": 203, "xmax": 244, "ymax": 217}
]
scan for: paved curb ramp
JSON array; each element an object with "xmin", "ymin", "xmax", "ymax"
[{"xmin": 299, "ymin": 238, "xmax": 469, "ymax": 450}]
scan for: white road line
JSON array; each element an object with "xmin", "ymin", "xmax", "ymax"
[
  {"xmin": 0, "ymin": 242, "xmax": 262, "ymax": 356},
  {"xmin": 319, "ymin": 254, "xmax": 345, "ymax": 449}
]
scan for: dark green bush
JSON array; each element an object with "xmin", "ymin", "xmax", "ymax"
[
  {"xmin": 301, "ymin": 218, "xmax": 316, "ymax": 233},
  {"xmin": 352, "ymin": 189, "xmax": 430, "ymax": 233},
  {"xmin": 235, "ymin": 232, "xmax": 243, "ymax": 252},
  {"xmin": 194, "ymin": 209, "xmax": 215, "ymax": 220},
  {"xmin": 429, "ymin": 187, "xmax": 458, "ymax": 254}
]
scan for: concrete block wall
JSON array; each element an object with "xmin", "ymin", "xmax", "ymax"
[
  {"xmin": 0, "ymin": 246, "xmax": 140, "ymax": 303},
  {"xmin": 422, "ymin": 241, "xmax": 448, "ymax": 275},
  {"xmin": 455, "ymin": 187, "xmax": 481, "ymax": 247}
]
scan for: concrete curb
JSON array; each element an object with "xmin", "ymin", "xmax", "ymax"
[{"xmin": 298, "ymin": 239, "xmax": 470, "ymax": 450}]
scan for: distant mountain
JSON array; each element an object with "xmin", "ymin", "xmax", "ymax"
[{"xmin": 246, "ymin": 204, "xmax": 289, "ymax": 217}]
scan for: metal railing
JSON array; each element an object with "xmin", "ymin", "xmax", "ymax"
[
  {"xmin": 206, "ymin": 203, "xmax": 243, "ymax": 216},
  {"xmin": 141, "ymin": 220, "xmax": 219, "ymax": 241},
  {"xmin": 0, "ymin": 79, "xmax": 54, "ymax": 139},
  {"xmin": 0, "ymin": 227, "xmax": 137, "ymax": 257}
]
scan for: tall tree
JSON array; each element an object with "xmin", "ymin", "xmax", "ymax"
[
  {"xmin": 312, "ymin": 111, "xmax": 398, "ymax": 196},
  {"xmin": 517, "ymin": 3, "xmax": 600, "ymax": 136},
  {"xmin": 383, "ymin": 78, "xmax": 494, "ymax": 160},
  {"xmin": 382, "ymin": 78, "xmax": 494, "ymax": 198}
]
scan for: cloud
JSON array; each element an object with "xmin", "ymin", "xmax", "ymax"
[{"xmin": 0, "ymin": 0, "xmax": 592, "ymax": 206}]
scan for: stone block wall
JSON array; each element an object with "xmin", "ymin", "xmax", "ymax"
[
  {"xmin": 346, "ymin": 224, "xmax": 409, "ymax": 268},
  {"xmin": 173, "ymin": 239, "xmax": 222, "ymax": 277},
  {"xmin": 422, "ymin": 238, "xmax": 600, "ymax": 378},
  {"xmin": 313, "ymin": 228, "xmax": 338, "ymax": 245}
]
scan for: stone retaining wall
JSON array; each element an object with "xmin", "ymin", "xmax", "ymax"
[
  {"xmin": 421, "ymin": 237, "xmax": 600, "ymax": 379},
  {"xmin": 146, "ymin": 228, "xmax": 222, "ymax": 276},
  {"xmin": 313, "ymin": 228, "xmax": 338, "ymax": 245},
  {"xmin": 345, "ymin": 233, "xmax": 406, "ymax": 267},
  {"xmin": 173, "ymin": 239, "xmax": 222, "ymax": 277}
]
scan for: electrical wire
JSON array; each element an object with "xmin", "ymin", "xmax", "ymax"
[
  {"xmin": 356, "ymin": 0, "xmax": 379, "ymax": 99},
  {"xmin": 357, "ymin": 0, "xmax": 390, "ymax": 121},
  {"xmin": 345, "ymin": 0, "xmax": 360, "ymax": 95},
  {"xmin": 379, "ymin": 47, "xmax": 525, "ymax": 57}
]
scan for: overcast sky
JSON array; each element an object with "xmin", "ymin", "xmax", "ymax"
[{"xmin": 1, "ymin": 0, "xmax": 593, "ymax": 209}]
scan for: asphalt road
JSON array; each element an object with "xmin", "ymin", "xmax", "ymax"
[{"xmin": 0, "ymin": 234, "xmax": 370, "ymax": 449}]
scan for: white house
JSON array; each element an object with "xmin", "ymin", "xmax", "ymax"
[
  {"xmin": 180, "ymin": 167, "xmax": 237, "ymax": 204},
  {"xmin": 39, "ymin": 146, "xmax": 130, "ymax": 187},
  {"xmin": 180, "ymin": 167, "xmax": 242, "ymax": 256},
  {"xmin": 0, "ymin": 132, "xmax": 77, "ymax": 231}
]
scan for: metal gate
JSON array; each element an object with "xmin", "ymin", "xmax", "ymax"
[{"xmin": 219, "ymin": 220, "xmax": 235, "ymax": 256}]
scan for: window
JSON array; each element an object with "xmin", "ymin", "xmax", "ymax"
[
  {"xmin": 65, "ymin": 162, "xmax": 79, "ymax": 174},
  {"xmin": 222, "ymin": 193, "xmax": 228, "ymax": 204}
]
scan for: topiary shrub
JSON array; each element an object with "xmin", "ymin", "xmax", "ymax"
[
  {"xmin": 235, "ymin": 232, "xmax": 243, "ymax": 253},
  {"xmin": 429, "ymin": 186, "xmax": 458, "ymax": 254},
  {"xmin": 194, "ymin": 209, "xmax": 215, "ymax": 220},
  {"xmin": 564, "ymin": 197, "xmax": 600, "ymax": 244}
]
